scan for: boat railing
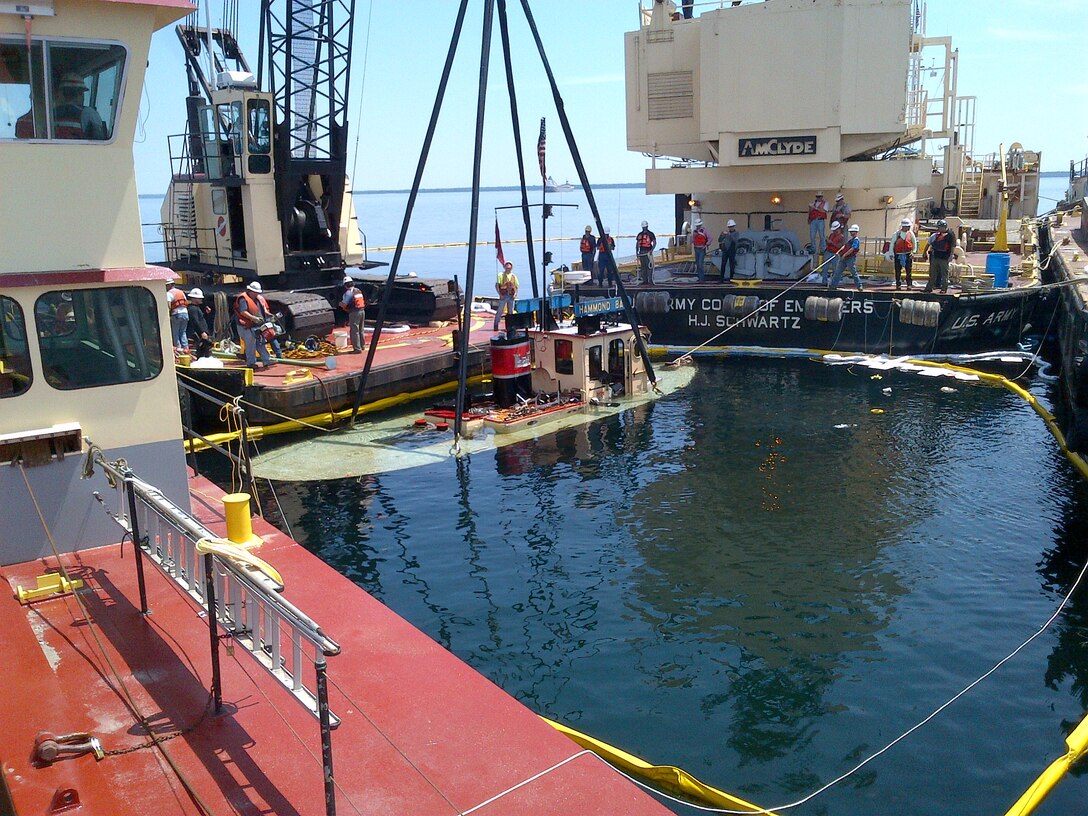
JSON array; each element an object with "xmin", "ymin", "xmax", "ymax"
[
  {"xmin": 88, "ymin": 449, "xmax": 341, "ymax": 813},
  {"xmin": 638, "ymin": 0, "xmax": 759, "ymax": 26}
]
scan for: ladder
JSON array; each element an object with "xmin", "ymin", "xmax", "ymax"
[{"xmin": 959, "ymin": 160, "xmax": 984, "ymax": 217}]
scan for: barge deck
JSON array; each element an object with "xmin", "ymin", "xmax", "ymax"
[
  {"xmin": 1, "ymin": 470, "xmax": 675, "ymax": 815},
  {"xmin": 181, "ymin": 312, "xmax": 495, "ymax": 428}
]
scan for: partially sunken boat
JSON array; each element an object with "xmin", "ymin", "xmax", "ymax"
[
  {"xmin": 611, "ymin": 0, "xmax": 1050, "ymax": 356},
  {"xmin": 252, "ymin": 296, "xmax": 695, "ymax": 481}
]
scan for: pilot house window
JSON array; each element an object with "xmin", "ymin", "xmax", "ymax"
[
  {"xmin": 35, "ymin": 287, "xmax": 163, "ymax": 390},
  {"xmin": 1, "ymin": 39, "xmax": 127, "ymax": 141},
  {"xmin": 555, "ymin": 339, "xmax": 574, "ymax": 375},
  {"xmin": 0, "ymin": 296, "xmax": 32, "ymax": 397}
]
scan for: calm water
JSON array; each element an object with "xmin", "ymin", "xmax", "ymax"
[{"xmin": 244, "ymin": 358, "xmax": 1088, "ymax": 815}]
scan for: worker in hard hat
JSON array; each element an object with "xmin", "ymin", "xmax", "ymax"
[
  {"xmin": 635, "ymin": 220, "xmax": 657, "ymax": 284},
  {"xmin": 692, "ymin": 220, "xmax": 711, "ymax": 282},
  {"xmin": 924, "ymin": 219, "xmax": 956, "ymax": 293},
  {"xmin": 494, "ymin": 262, "xmax": 519, "ymax": 332},
  {"xmin": 830, "ymin": 224, "xmax": 863, "ymax": 290},
  {"xmin": 596, "ymin": 227, "xmax": 616, "ymax": 286},
  {"xmin": 823, "ymin": 221, "xmax": 845, "ymax": 286},
  {"xmin": 717, "ymin": 220, "xmax": 739, "ymax": 281},
  {"xmin": 579, "ymin": 225, "xmax": 597, "ymax": 282},
  {"xmin": 235, "ymin": 281, "xmax": 274, "ymax": 368},
  {"xmin": 808, "ymin": 192, "xmax": 828, "ymax": 256},
  {"xmin": 185, "ymin": 288, "xmax": 213, "ymax": 358},
  {"xmin": 891, "ymin": 217, "xmax": 916, "ymax": 290}
]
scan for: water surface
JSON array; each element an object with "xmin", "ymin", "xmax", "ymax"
[{"xmin": 252, "ymin": 358, "xmax": 1088, "ymax": 815}]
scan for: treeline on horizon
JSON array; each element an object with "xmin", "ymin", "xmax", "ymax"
[{"xmin": 140, "ymin": 182, "xmax": 646, "ymax": 198}]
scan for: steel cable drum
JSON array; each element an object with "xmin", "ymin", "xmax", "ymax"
[{"xmin": 766, "ymin": 236, "xmax": 793, "ymax": 255}]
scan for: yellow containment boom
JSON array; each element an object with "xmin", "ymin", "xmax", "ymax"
[
  {"xmin": 543, "ymin": 716, "xmax": 778, "ymax": 814},
  {"xmin": 1004, "ymin": 712, "xmax": 1088, "ymax": 816}
]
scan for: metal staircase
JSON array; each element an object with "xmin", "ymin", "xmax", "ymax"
[{"xmin": 959, "ymin": 160, "xmax": 984, "ymax": 217}]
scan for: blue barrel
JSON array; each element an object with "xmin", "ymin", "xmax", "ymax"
[{"xmin": 986, "ymin": 252, "xmax": 1011, "ymax": 288}]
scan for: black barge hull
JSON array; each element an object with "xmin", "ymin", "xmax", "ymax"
[{"xmin": 624, "ymin": 284, "xmax": 1050, "ymax": 355}]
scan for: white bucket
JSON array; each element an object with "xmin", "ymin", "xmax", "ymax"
[{"xmin": 332, "ymin": 328, "xmax": 350, "ymax": 349}]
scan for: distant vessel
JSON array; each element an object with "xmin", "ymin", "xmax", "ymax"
[
  {"xmin": 544, "ymin": 175, "xmax": 576, "ymax": 193},
  {"xmin": 612, "ymin": 0, "xmax": 1050, "ymax": 356}
]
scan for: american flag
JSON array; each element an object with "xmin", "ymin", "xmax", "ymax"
[
  {"xmin": 494, "ymin": 218, "xmax": 505, "ymax": 267},
  {"xmin": 536, "ymin": 117, "xmax": 546, "ymax": 180}
]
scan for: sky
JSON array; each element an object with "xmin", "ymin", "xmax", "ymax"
[{"xmin": 132, "ymin": 0, "xmax": 1087, "ymax": 195}]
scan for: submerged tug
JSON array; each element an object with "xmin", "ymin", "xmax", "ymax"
[{"xmin": 424, "ymin": 295, "xmax": 662, "ymax": 434}]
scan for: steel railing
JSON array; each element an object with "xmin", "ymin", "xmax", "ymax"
[{"xmin": 89, "ymin": 449, "xmax": 340, "ymax": 814}]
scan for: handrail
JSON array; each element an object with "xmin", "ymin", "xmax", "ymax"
[{"xmin": 88, "ymin": 449, "xmax": 340, "ymax": 726}]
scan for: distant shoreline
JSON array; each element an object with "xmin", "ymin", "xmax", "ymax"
[{"xmin": 139, "ymin": 182, "xmax": 646, "ymax": 199}]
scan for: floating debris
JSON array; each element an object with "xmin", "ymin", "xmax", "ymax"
[
  {"xmin": 870, "ymin": 408, "xmax": 885, "ymax": 414},
  {"xmin": 940, "ymin": 386, "xmax": 957, "ymax": 393},
  {"xmin": 882, "ymin": 387, "xmax": 892, "ymax": 395}
]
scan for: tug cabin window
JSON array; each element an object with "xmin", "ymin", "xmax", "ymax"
[
  {"xmin": 608, "ymin": 339, "xmax": 626, "ymax": 379},
  {"xmin": 1, "ymin": 39, "xmax": 126, "ymax": 142},
  {"xmin": 587, "ymin": 345, "xmax": 604, "ymax": 381},
  {"xmin": 34, "ymin": 287, "xmax": 163, "ymax": 390},
  {"xmin": 555, "ymin": 339, "xmax": 574, "ymax": 376},
  {"xmin": 0, "ymin": 297, "xmax": 32, "ymax": 397}
]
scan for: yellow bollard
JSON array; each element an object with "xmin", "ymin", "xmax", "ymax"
[{"xmin": 222, "ymin": 493, "xmax": 263, "ymax": 549}]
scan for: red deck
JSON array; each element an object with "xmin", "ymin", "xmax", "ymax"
[
  {"xmin": 219, "ymin": 312, "xmax": 493, "ymax": 380},
  {"xmin": 0, "ymin": 474, "xmax": 672, "ymax": 815}
]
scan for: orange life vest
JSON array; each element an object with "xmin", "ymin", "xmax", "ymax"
[
  {"xmin": 597, "ymin": 236, "xmax": 615, "ymax": 253},
  {"xmin": 580, "ymin": 234, "xmax": 595, "ymax": 253},
  {"xmin": 808, "ymin": 201, "xmax": 827, "ymax": 222},
  {"xmin": 825, "ymin": 231, "xmax": 845, "ymax": 254},
  {"xmin": 235, "ymin": 292, "xmax": 270, "ymax": 327},
  {"xmin": 342, "ymin": 287, "xmax": 366, "ymax": 311},
  {"xmin": 692, "ymin": 229, "xmax": 709, "ymax": 248},
  {"xmin": 893, "ymin": 230, "xmax": 915, "ymax": 254},
  {"xmin": 929, "ymin": 231, "xmax": 955, "ymax": 259},
  {"xmin": 168, "ymin": 288, "xmax": 189, "ymax": 312},
  {"xmin": 636, "ymin": 231, "xmax": 654, "ymax": 250}
]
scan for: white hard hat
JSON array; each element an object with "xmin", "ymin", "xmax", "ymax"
[
  {"xmin": 726, "ymin": 219, "xmax": 737, "ymax": 227},
  {"xmin": 835, "ymin": 193, "xmax": 845, "ymax": 201},
  {"xmin": 695, "ymin": 219, "xmax": 703, "ymax": 227},
  {"xmin": 343, "ymin": 275, "xmax": 353, "ymax": 285},
  {"xmin": 848, "ymin": 224, "xmax": 860, "ymax": 232},
  {"xmin": 816, "ymin": 191, "xmax": 824, "ymax": 197},
  {"xmin": 830, "ymin": 221, "xmax": 841, "ymax": 230},
  {"xmin": 641, "ymin": 220, "xmax": 648, "ymax": 228},
  {"xmin": 188, "ymin": 287, "xmax": 204, "ymax": 299},
  {"xmin": 247, "ymin": 281, "xmax": 263, "ymax": 293},
  {"xmin": 900, "ymin": 218, "xmax": 912, "ymax": 227},
  {"xmin": 604, "ymin": 226, "xmax": 611, "ymax": 234}
]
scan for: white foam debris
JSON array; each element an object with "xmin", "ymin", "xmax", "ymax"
[{"xmin": 940, "ymin": 386, "xmax": 957, "ymax": 393}]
